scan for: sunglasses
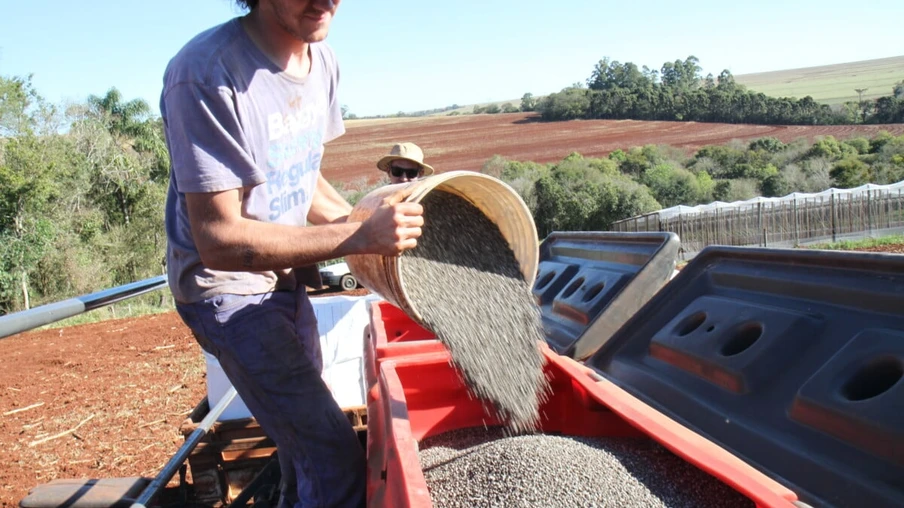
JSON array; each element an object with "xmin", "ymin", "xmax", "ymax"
[{"xmin": 390, "ymin": 166, "xmax": 422, "ymax": 179}]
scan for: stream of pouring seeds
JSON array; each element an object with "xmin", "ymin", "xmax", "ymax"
[{"xmin": 400, "ymin": 190, "xmax": 549, "ymax": 432}]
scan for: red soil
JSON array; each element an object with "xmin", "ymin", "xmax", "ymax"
[
  {"xmin": 0, "ymin": 286, "xmax": 369, "ymax": 507},
  {"xmin": 320, "ymin": 112, "xmax": 904, "ymax": 184}
]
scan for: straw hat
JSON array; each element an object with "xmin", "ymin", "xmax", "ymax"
[{"xmin": 376, "ymin": 142, "xmax": 435, "ymax": 176}]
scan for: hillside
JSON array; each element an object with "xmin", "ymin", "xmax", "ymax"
[
  {"xmin": 426, "ymin": 97, "xmax": 545, "ymax": 117},
  {"xmin": 735, "ymin": 55, "xmax": 904, "ymax": 105}
]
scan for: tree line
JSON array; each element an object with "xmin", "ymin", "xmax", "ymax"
[
  {"xmin": 533, "ymin": 56, "xmax": 904, "ymax": 125},
  {"xmin": 349, "ymin": 56, "xmax": 904, "ymax": 123},
  {"xmin": 480, "ymin": 131, "xmax": 904, "ymax": 238},
  {"xmin": 1, "ymin": 75, "xmax": 168, "ymax": 313}
]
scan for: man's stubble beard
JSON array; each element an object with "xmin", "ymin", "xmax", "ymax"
[{"xmin": 272, "ymin": 2, "xmax": 332, "ymax": 43}]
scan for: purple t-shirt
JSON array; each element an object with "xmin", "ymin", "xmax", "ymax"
[{"xmin": 161, "ymin": 18, "xmax": 344, "ymax": 304}]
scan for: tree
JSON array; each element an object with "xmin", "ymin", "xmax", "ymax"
[
  {"xmin": 870, "ymin": 131, "xmax": 895, "ymax": 153},
  {"xmin": 641, "ymin": 164, "xmax": 706, "ymax": 208},
  {"xmin": 617, "ymin": 146, "xmax": 655, "ymax": 177},
  {"xmin": 588, "ymin": 58, "xmax": 648, "ymax": 91},
  {"xmin": 0, "ymin": 74, "xmax": 51, "ymax": 138},
  {"xmin": 0, "ymin": 136, "xmax": 64, "ymax": 310},
  {"xmin": 642, "ymin": 65, "xmax": 660, "ymax": 85},
  {"xmin": 716, "ymin": 70, "xmax": 737, "ymax": 90},
  {"xmin": 520, "ymin": 93, "xmax": 536, "ymax": 112},
  {"xmin": 536, "ymin": 88, "xmax": 590, "ymax": 120},
  {"xmin": 588, "ymin": 58, "xmax": 612, "ymax": 91},
  {"xmin": 70, "ymin": 112, "xmax": 146, "ymax": 226},
  {"xmin": 87, "ymin": 88, "xmax": 152, "ymax": 139},
  {"xmin": 533, "ymin": 156, "xmax": 659, "ymax": 235},
  {"xmin": 501, "ymin": 102, "xmax": 520, "ymax": 114},
  {"xmin": 843, "ymin": 137, "xmax": 871, "ymax": 155},
  {"xmin": 498, "ymin": 160, "xmax": 549, "ymax": 214},
  {"xmin": 0, "ymin": 77, "xmax": 74, "ymax": 310},
  {"xmin": 75, "ymin": 89, "xmax": 168, "ymax": 226},
  {"xmin": 661, "ymin": 56, "xmax": 702, "ymax": 91},
  {"xmin": 712, "ymin": 180, "xmax": 732, "ymax": 201},
  {"xmin": 807, "ymin": 136, "xmax": 857, "ymax": 161},
  {"xmin": 749, "ymin": 137, "xmax": 786, "ymax": 153},
  {"xmin": 761, "ymin": 173, "xmax": 789, "ymax": 197},
  {"xmin": 830, "ymin": 157, "xmax": 870, "ymax": 188},
  {"xmin": 873, "ymin": 97, "xmax": 904, "ymax": 124},
  {"xmin": 480, "ymin": 155, "xmax": 507, "ymax": 178}
]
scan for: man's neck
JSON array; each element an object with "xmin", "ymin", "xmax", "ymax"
[{"xmin": 240, "ymin": 11, "xmax": 312, "ymax": 79}]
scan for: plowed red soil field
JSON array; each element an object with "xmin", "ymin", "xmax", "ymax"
[{"xmin": 319, "ymin": 112, "xmax": 904, "ymax": 184}]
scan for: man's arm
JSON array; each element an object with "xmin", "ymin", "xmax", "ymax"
[
  {"xmin": 186, "ymin": 187, "xmax": 422, "ymax": 272},
  {"xmin": 308, "ymin": 173, "xmax": 353, "ymax": 225}
]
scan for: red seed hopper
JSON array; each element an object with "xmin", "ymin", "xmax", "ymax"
[
  {"xmin": 365, "ymin": 239, "xmax": 904, "ymax": 508},
  {"xmin": 365, "ymin": 338, "xmax": 798, "ymax": 507}
]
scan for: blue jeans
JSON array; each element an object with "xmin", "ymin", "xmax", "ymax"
[{"xmin": 176, "ymin": 289, "xmax": 365, "ymax": 508}]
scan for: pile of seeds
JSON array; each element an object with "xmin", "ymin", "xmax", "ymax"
[
  {"xmin": 400, "ymin": 190, "xmax": 549, "ymax": 432},
  {"xmin": 418, "ymin": 427, "xmax": 754, "ymax": 508}
]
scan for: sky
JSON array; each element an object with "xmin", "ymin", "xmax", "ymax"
[{"xmin": 1, "ymin": 0, "xmax": 901, "ymax": 118}]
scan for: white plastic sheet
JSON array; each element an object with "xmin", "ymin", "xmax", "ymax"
[{"xmin": 653, "ymin": 179, "xmax": 904, "ymax": 220}]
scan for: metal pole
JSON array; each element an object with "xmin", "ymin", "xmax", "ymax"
[
  {"xmin": 758, "ymin": 203, "xmax": 764, "ymax": 247},
  {"xmin": 830, "ymin": 192, "xmax": 837, "ymax": 243},
  {"xmin": 0, "ymin": 276, "xmax": 167, "ymax": 340},
  {"xmin": 867, "ymin": 189, "xmax": 873, "ymax": 235},
  {"xmin": 849, "ymin": 194, "xmax": 854, "ymax": 234},
  {"xmin": 130, "ymin": 387, "xmax": 238, "ymax": 508},
  {"xmin": 793, "ymin": 199, "xmax": 799, "ymax": 247},
  {"xmin": 805, "ymin": 199, "xmax": 811, "ymax": 241}
]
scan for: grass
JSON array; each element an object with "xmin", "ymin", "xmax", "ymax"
[
  {"xmin": 674, "ymin": 234, "xmax": 904, "ymax": 268},
  {"xmin": 735, "ymin": 56, "xmax": 904, "ymax": 105},
  {"xmin": 34, "ymin": 293, "xmax": 175, "ymax": 331},
  {"xmin": 806, "ymin": 234, "xmax": 904, "ymax": 251}
]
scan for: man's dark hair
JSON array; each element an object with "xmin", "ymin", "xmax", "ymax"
[{"xmin": 236, "ymin": 0, "xmax": 258, "ymax": 10}]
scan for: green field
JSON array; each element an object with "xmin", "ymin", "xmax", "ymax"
[
  {"xmin": 806, "ymin": 234, "xmax": 904, "ymax": 251},
  {"xmin": 428, "ymin": 56, "xmax": 904, "ymax": 115},
  {"xmin": 735, "ymin": 55, "xmax": 904, "ymax": 105}
]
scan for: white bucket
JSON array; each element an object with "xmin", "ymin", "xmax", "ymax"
[
  {"xmin": 203, "ymin": 293, "xmax": 381, "ymax": 421},
  {"xmin": 204, "ymin": 351, "xmax": 253, "ymax": 421}
]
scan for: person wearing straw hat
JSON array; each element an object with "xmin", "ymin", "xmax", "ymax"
[
  {"xmin": 158, "ymin": 1, "xmax": 422, "ymax": 506},
  {"xmin": 377, "ymin": 142, "xmax": 435, "ymax": 184}
]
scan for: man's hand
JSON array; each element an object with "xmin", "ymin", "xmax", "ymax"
[{"xmin": 356, "ymin": 200, "xmax": 424, "ymax": 256}]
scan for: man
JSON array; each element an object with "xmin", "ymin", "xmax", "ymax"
[
  {"xmin": 159, "ymin": 1, "xmax": 423, "ymax": 506},
  {"xmin": 376, "ymin": 142, "xmax": 435, "ymax": 184}
]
